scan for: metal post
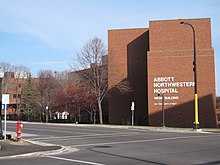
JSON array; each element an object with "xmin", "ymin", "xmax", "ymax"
[
  {"xmin": 46, "ymin": 106, "xmax": 48, "ymax": 123},
  {"xmin": 131, "ymin": 102, "xmax": 135, "ymax": 127},
  {"xmin": 2, "ymin": 94, "xmax": 9, "ymax": 140},
  {"xmin": 0, "ymin": 101, "xmax": 3, "ymax": 139},
  {"xmin": 158, "ymin": 94, "xmax": 165, "ymax": 127},
  {"xmin": 0, "ymin": 77, "xmax": 3, "ymax": 139},
  {"xmin": 131, "ymin": 110, "xmax": 134, "ymax": 127},
  {"xmin": 162, "ymin": 94, "xmax": 165, "ymax": 127},
  {"xmin": 180, "ymin": 21, "xmax": 200, "ymax": 130},
  {"xmin": 4, "ymin": 103, "xmax": 6, "ymax": 140}
]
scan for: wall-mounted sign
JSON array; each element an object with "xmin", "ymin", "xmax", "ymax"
[{"xmin": 153, "ymin": 77, "xmax": 194, "ymax": 106}]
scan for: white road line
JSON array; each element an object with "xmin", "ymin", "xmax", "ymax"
[
  {"xmin": 22, "ymin": 127, "xmax": 93, "ymax": 135},
  {"xmin": 46, "ymin": 155, "xmax": 105, "ymax": 165},
  {"xmin": 29, "ymin": 132, "xmax": 129, "ymax": 140},
  {"xmin": 31, "ymin": 132, "xmax": 138, "ymax": 141},
  {"xmin": 21, "ymin": 124, "xmax": 127, "ymax": 134},
  {"xmin": 70, "ymin": 134, "xmax": 220, "ymax": 148}
]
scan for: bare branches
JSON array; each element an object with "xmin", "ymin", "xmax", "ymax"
[
  {"xmin": 70, "ymin": 37, "xmax": 132, "ymax": 124},
  {"xmin": 0, "ymin": 63, "xmax": 30, "ymax": 77},
  {"xmin": 71, "ymin": 37, "xmax": 107, "ymax": 71},
  {"xmin": 0, "ymin": 62, "xmax": 14, "ymax": 72},
  {"xmin": 70, "ymin": 37, "xmax": 107, "ymax": 124},
  {"xmin": 35, "ymin": 70, "xmax": 58, "ymax": 122},
  {"xmin": 109, "ymin": 80, "xmax": 133, "ymax": 94}
]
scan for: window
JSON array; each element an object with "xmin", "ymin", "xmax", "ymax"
[{"xmin": 19, "ymin": 84, "xmax": 22, "ymax": 88}]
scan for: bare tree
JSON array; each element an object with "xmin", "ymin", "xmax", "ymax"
[
  {"xmin": 0, "ymin": 62, "xmax": 14, "ymax": 72},
  {"xmin": 71, "ymin": 37, "xmax": 131, "ymax": 124},
  {"xmin": 36, "ymin": 70, "xmax": 57, "ymax": 122},
  {"xmin": 12, "ymin": 65, "xmax": 30, "ymax": 119}
]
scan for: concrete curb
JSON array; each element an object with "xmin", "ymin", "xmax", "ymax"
[
  {"xmin": 0, "ymin": 141, "xmax": 78, "ymax": 160},
  {"xmin": 7, "ymin": 120, "xmax": 219, "ymax": 134}
]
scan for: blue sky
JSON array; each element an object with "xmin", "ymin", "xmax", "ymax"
[{"xmin": 0, "ymin": 0, "xmax": 219, "ymax": 95}]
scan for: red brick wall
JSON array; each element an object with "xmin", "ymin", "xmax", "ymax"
[
  {"xmin": 108, "ymin": 28, "xmax": 149, "ymax": 125},
  {"xmin": 149, "ymin": 18, "xmax": 212, "ymax": 51},
  {"xmin": 147, "ymin": 18, "xmax": 217, "ymax": 127},
  {"xmin": 108, "ymin": 18, "xmax": 217, "ymax": 127}
]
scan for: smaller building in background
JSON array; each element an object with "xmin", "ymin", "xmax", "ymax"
[
  {"xmin": 55, "ymin": 111, "xmax": 69, "ymax": 120},
  {"xmin": 0, "ymin": 72, "xmax": 29, "ymax": 117}
]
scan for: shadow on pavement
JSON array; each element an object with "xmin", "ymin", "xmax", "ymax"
[{"xmin": 88, "ymin": 145, "xmax": 168, "ymax": 165}]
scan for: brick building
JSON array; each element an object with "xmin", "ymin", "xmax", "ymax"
[
  {"xmin": 0, "ymin": 72, "xmax": 28, "ymax": 116},
  {"xmin": 216, "ymin": 97, "xmax": 220, "ymax": 121},
  {"xmin": 108, "ymin": 18, "xmax": 217, "ymax": 128}
]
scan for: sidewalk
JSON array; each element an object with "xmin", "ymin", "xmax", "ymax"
[{"xmin": 0, "ymin": 139, "xmax": 61, "ymax": 158}]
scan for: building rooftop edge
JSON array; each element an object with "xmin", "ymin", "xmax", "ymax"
[
  {"xmin": 108, "ymin": 18, "xmax": 210, "ymax": 31},
  {"xmin": 108, "ymin": 27, "xmax": 148, "ymax": 31},
  {"xmin": 149, "ymin": 17, "xmax": 210, "ymax": 23}
]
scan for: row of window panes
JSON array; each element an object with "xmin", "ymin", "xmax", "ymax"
[
  {"xmin": 2, "ymin": 83, "xmax": 23, "ymax": 89},
  {"xmin": 10, "ymin": 94, "xmax": 21, "ymax": 99}
]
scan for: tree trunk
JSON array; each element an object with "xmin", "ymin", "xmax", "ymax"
[
  {"xmin": 93, "ymin": 111, "xmax": 96, "ymax": 124},
  {"xmin": 90, "ymin": 112, "xmax": 93, "ymax": 124},
  {"xmin": 98, "ymin": 99, "xmax": 103, "ymax": 124}
]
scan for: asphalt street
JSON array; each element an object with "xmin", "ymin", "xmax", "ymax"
[{"xmin": 1, "ymin": 122, "xmax": 220, "ymax": 165}]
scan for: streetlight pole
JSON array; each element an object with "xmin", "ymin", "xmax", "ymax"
[
  {"xmin": 158, "ymin": 94, "xmax": 165, "ymax": 127},
  {"xmin": 0, "ymin": 71, "xmax": 4, "ymax": 139},
  {"xmin": 180, "ymin": 21, "xmax": 200, "ymax": 130},
  {"xmin": 46, "ymin": 106, "xmax": 49, "ymax": 123},
  {"xmin": 0, "ymin": 78, "xmax": 3, "ymax": 139}
]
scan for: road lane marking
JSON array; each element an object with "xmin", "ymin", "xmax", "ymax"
[
  {"xmin": 46, "ymin": 155, "xmax": 105, "ymax": 165},
  {"xmin": 70, "ymin": 134, "xmax": 220, "ymax": 148},
  {"xmin": 11, "ymin": 124, "xmax": 130, "ymax": 134},
  {"xmin": 22, "ymin": 127, "xmax": 93, "ymax": 135},
  {"xmin": 29, "ymin": 132, "xmax": 138, "ymax": 141}
]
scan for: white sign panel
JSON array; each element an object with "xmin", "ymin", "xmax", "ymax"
[
  {"xmin": 131, "ymin": 102, "xmax": 135, "ymax": 111},
  {"xmin": 2, "ymin": 94, "xmax": 9, "ymax": 105},
  {"xmin": 0, "ymin": 72, "xmax": 4, "ymax": 78}
]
